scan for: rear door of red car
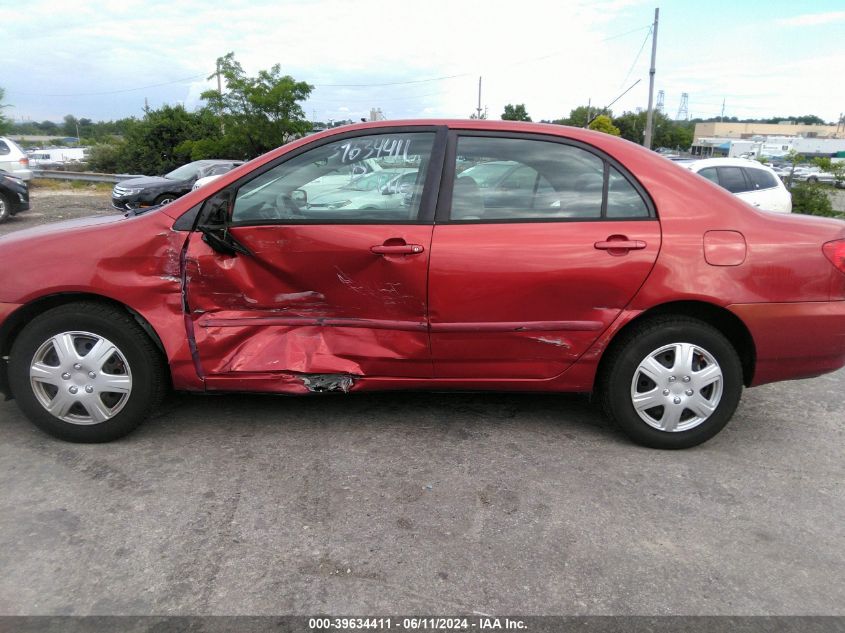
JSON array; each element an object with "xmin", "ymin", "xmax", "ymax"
[
  {"xmin": 183, "ymin": 127, "xmax": 446, "ymax": 386},
  {"xmin": 428, "ymin": 131, "xmax": 661, "ymax": 379}
]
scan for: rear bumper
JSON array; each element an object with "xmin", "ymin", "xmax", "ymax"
[{"xmin": 730, "ymin": 301, "xmax": 845, "ymax": 386}]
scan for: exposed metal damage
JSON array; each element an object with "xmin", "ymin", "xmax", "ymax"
[{"xmin": 299, "ymin": 373, "xmax": 356, "ymax": 393}]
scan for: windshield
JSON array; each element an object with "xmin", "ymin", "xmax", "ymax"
[{"xmin": 165, "ymin": 162, "xmax": 208, "ymax": 180}]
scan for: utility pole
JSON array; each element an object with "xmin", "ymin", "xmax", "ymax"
[
  {"xmin": 720, "ymin": 98, "xmax": 725, "ymax": 122},
  {"xmin": 213, "ymin": 58, "xmax": 225, "ymax": 135},
  {"xmin": 643, "ymin": 7, "xmax": 659, "ymax": 149},
  {"xmin": 476, "ymin": 76, "xmax": 483, "ymax": 119},
  {"xmin": 585, "ymin": 98, "xmax": 591, "ymax": 128}
]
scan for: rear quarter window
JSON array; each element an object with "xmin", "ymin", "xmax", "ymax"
[
  {"xmin": 0, "ymin": 141, "xmax": 10, "ymax": 156},
  {"xmin": 745, "ymin": 168, "xmax": 778, "ymax": 190}
]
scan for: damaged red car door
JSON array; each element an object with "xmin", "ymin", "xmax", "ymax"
[{"xmin": 183, "ymin": 130, "xmax": 441, "ymax": 390}]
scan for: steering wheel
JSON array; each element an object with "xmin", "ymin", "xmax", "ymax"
[{"xmin": 270, "ymin": 192, "xmax": 304, "ymax": 219}]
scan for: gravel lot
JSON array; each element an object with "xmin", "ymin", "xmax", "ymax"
[
  {"xmin": 0, "ymin": 186, "xmax": 116, "ymax": 237},
  {"xmin": 0, "ymin": 187, "xmax": 844, "ymax": 616}
]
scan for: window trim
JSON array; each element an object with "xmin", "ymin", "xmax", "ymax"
[
  {"xmin": 434, "ymin": 130, "xmax": 657, "ymax": 224},
  {"xmin": 192, "ymin": 125, "xmax": 448, "ymax": 230}
]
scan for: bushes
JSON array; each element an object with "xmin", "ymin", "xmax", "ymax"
[{"xmin": 790, "ymin": 182, "xmax": 838, "ymax": 217}]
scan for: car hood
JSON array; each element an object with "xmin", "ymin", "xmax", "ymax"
[
  {"xmin": 0, "ymin": 214, "xmax": 127, "ymax": 245},
  {"xmin": 116, "ymin": 176, "xmax": 181, "ymax": 189}
]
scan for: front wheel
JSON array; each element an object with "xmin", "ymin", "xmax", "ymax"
[
  {"xmin": 154, "ymin": 194, "xmax": 177, "ymax": 206},
  {"xmin": 599, "ymin": 316, "xmax": 743, "ymax": 449},
  {"xmin": 0, "ymin": 193, "xmax": 10, "ymax": 223},
  {"xmin": 8, "ymin": 303, "xmax": 167, "ymax": 442}
]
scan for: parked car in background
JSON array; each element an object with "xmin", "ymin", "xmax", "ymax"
[
  {"xmin": 795, "ymin": 168, "xmax": 840, "ymax": 186},
  {"xmin": 1, "ymin": 120, "xmax": 845, "ymax": 450},
  {"xmin": 0, "ymin": 137, "xmax": 33, "ymax": 181},
  {"xmin": 306, "ymin": 169, "xmax": 418, "ymax": 212},
  {"xmin": 112, "ymin": 159, "xmax": 244, "ymax": 210},
  {"xmin": 683, "ymin": 158, "xmax": 792, "ymax": 213},
  {"xmin": 0, "ymin": 170, "xmax": 30, "ymax": 223}
]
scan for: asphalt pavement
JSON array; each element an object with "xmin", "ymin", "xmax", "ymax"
[
  {"xmin": 1, "ymin": 368, "xmax": 843, "ymax": 615},
  {"xmin": 1, "ymin": 187, "xmax": 843, "ymax": 616}
]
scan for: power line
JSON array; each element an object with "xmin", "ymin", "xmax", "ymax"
[
  {"xmin": 619, "ymin": 25, "xmax": 652, "ymax": 89},
  {"xmin": 8, "ymin": 73, "xmax": 208, "ymax": 97}
]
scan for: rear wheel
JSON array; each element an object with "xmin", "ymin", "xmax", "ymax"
[
  {"xmin": 599, "ymin": 316, "xmax": 743, "ymax": 449},
  {"xmin": 8, "ymin": 303, "xmax": 166, "ymax": 442}
]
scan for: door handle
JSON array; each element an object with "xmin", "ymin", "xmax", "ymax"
[
  {"xmin": 371, "ymin": 244, "xmax": 425, "ymax": 255},
  {"xmin": 594, "ymin": 237, "xmax": 646, "ymax": 252}
]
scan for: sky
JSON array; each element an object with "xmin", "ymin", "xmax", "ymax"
[{"xmin": 2, "ymin": 0, "xmax": 845, "ymax": 126}]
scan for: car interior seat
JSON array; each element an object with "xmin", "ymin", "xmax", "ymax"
[{"xmin": 451, "ymin": 176, "xmax": 485, "ymax": 220}]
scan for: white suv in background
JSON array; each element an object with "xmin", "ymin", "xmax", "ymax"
[
  {"xmin": 683, "ymin": 158, "xmax": 791, "ymax": 213},
  {"xmin": 0, "ymin": 137, "xmax": 33, "ymax": 181}
]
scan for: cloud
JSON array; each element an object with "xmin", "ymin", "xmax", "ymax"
[{"xmin": 776, "ymin": 10, "xmax": 845, "ymax": 26}]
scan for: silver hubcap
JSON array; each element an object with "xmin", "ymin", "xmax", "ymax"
[
  {"xmin": 630, "ymin": 342, "xmax": 723, "ymax": 432},
  {"xmin": 29, "ymin": 331, "xmax": 133, "ymax": 425}
]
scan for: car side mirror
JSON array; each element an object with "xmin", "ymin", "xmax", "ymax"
[{"xmin": 291, "ymin": 189, "xmax": 307, "ymax": 206}]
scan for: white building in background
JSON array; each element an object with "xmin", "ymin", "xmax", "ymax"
[
  {"xmin": 369, "ymin": 108, "xmax": 385, "ymax": 122},
  {"xmin": 691, "ymin": 136, "xmax": 845, "ymax": 160}
]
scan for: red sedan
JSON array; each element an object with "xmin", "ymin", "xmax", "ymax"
[{"xmin": 1, "ymin": 120, "xmax": 844, "ymax": 448}]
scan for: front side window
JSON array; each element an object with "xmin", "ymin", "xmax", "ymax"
[
  {"xmin": 449, "ymin": 136, "xmax": 649, "ymax": 221},
  {"xmin": 231, "ymin": 132, "xmax": 435, "ymax": 223}
]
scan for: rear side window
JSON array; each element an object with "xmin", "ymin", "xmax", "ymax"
[
  {"xmin": 450, "ymin": 136, "xmax": 650, "ymax": 221},
  {"xmin": 745, "ymin": 168, "xmax": 778, "ymax": 190},
  {"xmin": 607, "ymin": 166, "xmax": 649, "ymax": 218},
  {"xmin": 0, "ymin": 141, "xmax": 9, "ymax": 156},
  {"xmin": 717, "ymin": 167, "xmax": 750, "ymax": 193}
]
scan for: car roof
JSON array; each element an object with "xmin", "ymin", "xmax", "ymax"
[{"xmin": 685, "ymin": 157, "xmax": 776, "ymax": 171}]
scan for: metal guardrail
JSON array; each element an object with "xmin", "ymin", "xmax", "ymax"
[{"xmin": 32, "ymin": 169, "xmax": 143, "ymax": 184}]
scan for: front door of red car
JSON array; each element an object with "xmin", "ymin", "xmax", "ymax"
[
  {"xmin": 183, "ymin": 129, "xmax": 443, "ymax": 389},
  {"xmin": 429, "ymin": 133, "xmax": 661, "ymax": 379}
]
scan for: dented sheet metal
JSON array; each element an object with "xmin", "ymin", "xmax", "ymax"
[{"xmin": 184, "ymin": 224, "xmax": 434, "ymax": 382}]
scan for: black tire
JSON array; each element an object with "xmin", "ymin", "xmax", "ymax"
[
  {"xmin": 154, "ymin": 194, "xmax": 177, "ymax": 206},
  {"xmin": 598, "ymin": 316, "xmax": 743, "ymax": 449},
  {"xmin": 0, "ymin": 192, "xmax": 10, "ymax": 223},
  {"xmin": 8, "ymin": 302, "xmax": 167, "ymax": 442},
  {"xmin": 806, "ymin": 176, "xmax": 818, "ymax": 184}
]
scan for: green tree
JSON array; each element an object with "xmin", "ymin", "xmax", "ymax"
[
  {"xmin": 784, "ymin": 149, "xmax": 804, "ymax": 188},
  {"xmin": 588, "ymin": 114, "xmax": 621, "ymax": 136},
  {"xmin": 200, "ymin": 52, "xmax": 313, "ymax": 158},
  {"xmin": 88, "ymin": 105, "xmax": 221, "ymax": 175},
  {"xmin": 501, "ymin": 103, "xmax": 531, "ymax": 122},
  {"xmin": 553, "ymin": 105, "xmax": 606, "ymax": 127},
  {"xmin": 611, "ymin": 110, "xmax": 692, "ymax": 149},
  {"xmin": 0, "ymin": 87, "xmax": 11, "ymax": 135},
  {"xmin": 791, "ymin": 182, "xmax": 837, "ymax": 217}
]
